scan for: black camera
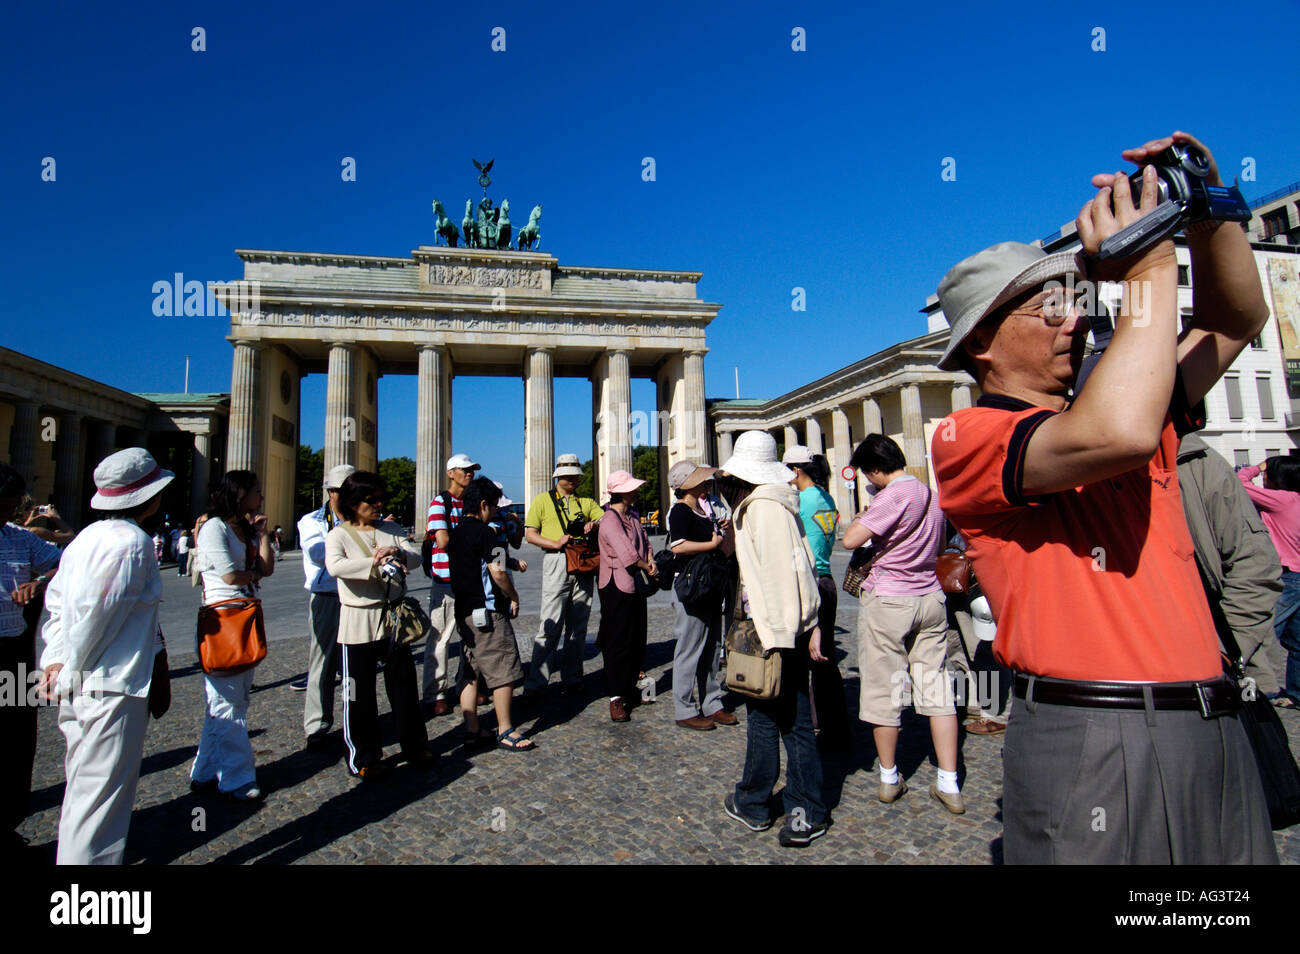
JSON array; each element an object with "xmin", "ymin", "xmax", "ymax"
[
  {"xmin": 566, "ymin": 517, "xmax": 588, "ymax": 538},
  {"xmin": 1096, "ymin": 143, "xmax": 1251, "ymax": 261}
]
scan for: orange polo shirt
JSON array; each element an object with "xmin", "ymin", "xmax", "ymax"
[{"xmin": 931, "ymin": 392, "xmax": 1221, "ymax": 683}]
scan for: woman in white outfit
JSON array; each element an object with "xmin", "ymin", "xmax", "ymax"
[
  {"xmin": 37, "ymin": 448, "xmax": 173, "ymax": 864},
  {"xmin": 191, "ymin": 470, "xmax": 275, "ymax": 801}
]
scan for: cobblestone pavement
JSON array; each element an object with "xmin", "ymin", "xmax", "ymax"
[{"xmin": 18, "ymin": 544, "xmax": 1300, "ymax": 864}]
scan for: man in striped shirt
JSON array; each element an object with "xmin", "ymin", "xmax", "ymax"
[{"xmin": 423, "ymin": 454, "xmax": 479, "ymax": 715}]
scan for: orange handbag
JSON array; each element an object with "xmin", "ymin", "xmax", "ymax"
[{"xmin": 196, "ymin": 597, "xmax": 267, "ymax": 676}]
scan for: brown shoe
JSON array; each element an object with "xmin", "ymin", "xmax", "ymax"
[
  {"xmin": 431, "ymin": 699, "xmax": 452, "ymax": 717},
  {"xmin": 707, "ymin": 709, "xmax": 739, "ymax": 726},
  {"xmin": 676, "ymin": 716, "xmax": 717, "ymax": 731},
  {"xmin": 929, "ymin": 783, "xmax": 966, "ymax": 815},
  {"xmin": 965, "ymin": 717, "xmax": 1006, "ymax": 735},
  {"xmin": 610, "ymin": 698, "xmax": 630, "ymax": 722}
]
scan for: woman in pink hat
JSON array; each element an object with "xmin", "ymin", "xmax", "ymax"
[{"xmin": 596, "ymin": 470, "xmax": 658, "ymax": 722}]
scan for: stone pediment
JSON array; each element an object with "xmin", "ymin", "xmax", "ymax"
[{"xmin": 413, "ymin": 246, "xmax": 554, "ymax": 296}]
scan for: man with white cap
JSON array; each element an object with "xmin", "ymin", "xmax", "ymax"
[
  {"xmin": 930, "ymin": 132, "xmax": 1275, "ymax": 863},
  {"xmin": 295, "ymin": 463, "xmax": 354, "ymax": 749},
  {"xmin": 422, "ymin": 453, "xmax": 480, "ymax": 715},
  {"xmin": 523, "ymin": 453, "xmax": 603, "ymax": 696},
  {"xmin": 37, "ymin": 448, "xmax": 173, "ymax": 864}
]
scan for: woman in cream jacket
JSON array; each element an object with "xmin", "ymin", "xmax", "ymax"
[
  {"xmin": 324, "ymin": 471, "xmax": 431, "ymax": 779},
  {"xmin": 717, "ymin": 431, "xmax": 828, "ymax": 848}
]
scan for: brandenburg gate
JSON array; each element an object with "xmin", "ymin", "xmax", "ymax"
[{"xmin": 215, "ymin": 235, "xmax": 720, "ymax": 529}]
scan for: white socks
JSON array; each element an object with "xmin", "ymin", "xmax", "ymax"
[
  {"xmin": 937, "ymin": 768, "xmax": 960, "ymax": 794},
  {"xmin": 879, "ymin": 764, "xmax": 900, "ymax": 785}
]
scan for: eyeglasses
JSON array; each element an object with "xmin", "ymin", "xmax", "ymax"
[
  {"xmin": 361, "ymin": 496, "xmax": 384, "ymax": 505},
  {"xmin": 1005, "ymin": 296, "xmax": 1080, "ymax": 328}
]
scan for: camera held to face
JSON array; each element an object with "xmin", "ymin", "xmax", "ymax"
[{"xmin": 1096, "ymin": 143, "xmax": 1250, "ymax": 262}]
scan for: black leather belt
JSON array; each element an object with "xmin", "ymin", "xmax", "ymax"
[{"xmin": 1013, "ymin": 673, "xmax": 1239, "ymax": 719}]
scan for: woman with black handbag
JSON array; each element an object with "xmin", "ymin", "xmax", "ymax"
[
  {"xmin": 325, "ymin": 472, "xmax": 431, "ymax": 780},
  {"xmin": 596, "ymin": 471, "xmax": 659, "ymax": 723},
  {"xmin": 666, "ymin": 461, "xmax": 734, "ymax": 731},
  {"xmin": 190, "ymin": 470, "xmax": 275, "ymax": 802}
]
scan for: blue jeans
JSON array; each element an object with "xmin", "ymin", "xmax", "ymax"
[
  {"xmin": 1273, "ymin": 571, "xmax": 1300, "ymax": 700},
  {"xmin": 732, "ymin": 636, "xmax": 827, "ymax": 826}
]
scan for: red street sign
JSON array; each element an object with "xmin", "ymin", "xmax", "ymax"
[{"xmin": 840, "ymin": 465, "xmax": 856, "ymax": 481}]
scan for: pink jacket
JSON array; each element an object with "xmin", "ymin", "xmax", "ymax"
[
  {"xmin": 1238, "ymin": 465, "xmax": 1300, "ymax": 572},
  {"xmin": 598, "ymin": 507, "xmax": 651, "ymax": 594}
]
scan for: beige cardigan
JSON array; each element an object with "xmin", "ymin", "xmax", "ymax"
[
  {"xmin": 733, "ymin": 483, "xmax": 822, "ymax": 651},
  {"xmin": 324, "ymin": 521, "xmax": 422, "ymax": 645}
]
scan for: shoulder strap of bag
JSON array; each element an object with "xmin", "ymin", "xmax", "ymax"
[
  {"xmin": 550, "ymin": 489, "xmax": 571, "ymax": 529},
  {"xmin": 342, "ymin": 521, "xmax": 374, "ymax": 557}
]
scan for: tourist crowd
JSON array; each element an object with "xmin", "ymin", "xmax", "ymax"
[{"xmin": 3, "ymin": 130, "xmax": 1295, "ymax": 863}]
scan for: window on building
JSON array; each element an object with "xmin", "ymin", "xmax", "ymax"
[
  {"xmin": 1225, "ymin": 375, "xmax": 1244, "ymax": 420},
  {"xmin": 1234, "ymin": 449, "xmax": 1251, "ymax": 468},
  {"xmin": 1267, "ymin": 449, "xmax": 1281, "ymax": 459},
  {"xmin": 1251, "ymin": 332, "xmax": 1266, "ymax": 349},
  {"xmin": 1177, "ymin": 265, "xmax": 1191, "ymax": 286},
  {"xmin": 1257, "ymin": 373, "xmax": 1275, "ymax": 420},
  {"xmin": 1180, "ymin": 308, "xmax": 1195, "ymax": 333},
  {"xmin": 1263, "ymin": 208, "xmax": 1290, "ymax": 240}
]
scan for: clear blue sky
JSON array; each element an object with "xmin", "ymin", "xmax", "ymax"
[{"xmin": 4, "ymin": 0, "xmax": 1299, "ymax": 499}]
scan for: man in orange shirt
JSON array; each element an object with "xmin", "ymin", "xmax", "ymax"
[{"xmin": 931, "ymin": 132, "xmax": 1276, "ymax": 864}]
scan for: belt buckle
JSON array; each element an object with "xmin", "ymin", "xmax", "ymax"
[{"xmin": 1195, "ymin": 681, "xmax": 1233, "ymax": 719}]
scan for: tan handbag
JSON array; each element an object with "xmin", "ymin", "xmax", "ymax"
[
  {"xmin": 723, "ymin": 575, "xmax": 781, "ymax": 700},
  {"xmin": 196, "ymin": 597, "xmax": 267, "ymax": 675}
]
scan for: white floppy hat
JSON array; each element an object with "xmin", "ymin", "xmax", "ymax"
[
  {"xmin": 90, "ymin": 448, "xmax": 174, "ymax": 511},
  {"xmin": 667, "ymin": 460, "xmax": 717, "ymax": 492},
  {"xmin": 553, "ymin": 453, "xmax": 583, "ymax": 479},
  {"xmin": 782, "ymin": 445, "xmax": 815, "ymax": 465},
  {"xmin": 936, "ymin": 242, "xmax": 1083, "ymax": 372},
  {"xmin": 719, "ymin": 431, "xmax": 794, "ymax": 486},
  {"xmin": 324, "ymin": 464, "xmax": 356, "ymax": 490},
  {"xmin": 492, "ymin": 480, "xmax": 514, "ymax": 508}
]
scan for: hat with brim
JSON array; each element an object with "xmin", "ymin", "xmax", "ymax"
[
  {"xmin": 719, "ymin": 430, "xmax": 794, "ymax": 486},
  {"xmin": 607, "ymin": 470, "xmax": 645, "ymax": 495},
  {"xmin": 90, "ymin": 448, "xmax": 174, "ymax": 511},
  {"xmin": 324, "ymin": 464, "xmax": 356, "ymax": 491},
  {"xmin": 491, "ymin": 481, "xmax": 514, "ymax": 508},
  {"xmin": 936, "ymin": 242, "xmax": 1083, "ymax": 372},
  {"xmin": 782, "ymin": 445, "xmax": 815, "ymax": 466},
  {"xmin": 668, "ymin": 461, "xmax": 717, "ymax": 492},
  {"xmin": 553, "ymin": 453, "xmax": 584, "ymax": 479}
]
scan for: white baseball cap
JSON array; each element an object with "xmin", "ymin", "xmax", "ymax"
[
  {"xmin": 446, "ymin": 453, "xmax": 480, "ymax": 472},
  {"xmin": 324, "ymin": 464, "xmax": 356, "ymax": 490}
]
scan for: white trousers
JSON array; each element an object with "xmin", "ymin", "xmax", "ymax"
[
  {"xmin": 57, "ymin": 692, "xmax": 150, "ymax": 865},
  {"xmin": 191, "ymin": 670, "xmax": 257, "ymax": 792}
]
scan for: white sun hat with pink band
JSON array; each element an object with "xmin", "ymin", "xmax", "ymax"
[
  {"xmin": 606, "ymin": 470, "xmax": 645, "ymax": 495},
  {"xmin": 89, "ymin": 448, "xmax": 175, "ymax": 510}
]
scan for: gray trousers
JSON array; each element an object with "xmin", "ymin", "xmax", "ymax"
[
  {"xmin": 304, "ymin": 591, "xmax": 340, "ymax": 737},
  {"xmin": 422, "ymin": 581, "xmax": 458, "ymax": 702},
  {"xmin": 1002, "ymin": 679, "xmax": 1277, "ymax": 865},
  {"xmin": 525, "ymin": 551, "xmax": 593, "ymax": 690},
  {"xmin": 671, "ymin": 592, "xmax": 725, "ymax": 721}
]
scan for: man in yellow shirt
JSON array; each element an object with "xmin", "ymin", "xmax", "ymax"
[{"xmin": 523, "ymin": 454, "xmax": 603, "ymax": 696}]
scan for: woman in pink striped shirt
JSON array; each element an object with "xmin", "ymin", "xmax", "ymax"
[
  {"xmin": 1238, "ymin": 456, "xmax": 1300, "ymax": 706},
  {"xmin": 596, "ymin": 471, "xmax": 659, "ymax": 723}
]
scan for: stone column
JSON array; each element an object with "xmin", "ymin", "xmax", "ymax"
[
  {"xmin": 10, "ymin": 401, "xmax": 40, "ymax": 488},
  {"xmin": 829, "ymin": 405, "xmax": 853, "ymax": 530},
  {"xmin": 783, "ymin": 424, "xmax": 798, "ymax": 450},
  {"xmin": 191, "ymin": 431, "xmax": 211, "ymax": 518},
  {"xmin": 862, "ymin": 396, "xmax": 882, "ymax": 436},
  {"xmin": 324, "ymin": 343, "xmax": 357, "ymax": 476},
  {"xmin": 606, "ymin": 350, "xmax": 633, "ymax": 476},
  {"xmin": 227, "ymin": 341, "xmax": 263, "ymax": 472},
  {"xmin": 417, "ymin": 345, "xmax": 450, "ymax": 524},
  {"xmin": 523, "ymin": 348, "xmax": 554, "ymax": 505},
  {"xmin": 682, "ymin": 349, "xmax": 708, "ymax": 463},
  {"xmin": 53, "ymin": 412, "xmax": 84, "ymax": 525},
  {"xmin": 951, "ymin": 384, "xmax": 972, "ymax": 411},
  {"xmin": 717, "ymin": 430, "xmax": 734, "ymax": 464},
  {"xmin": 901, "ymin": 384, "xmax": 929, "ymax": 482},
  {"xmin": 88, "ymin": 420, "xmax": 117, "ymax": 465},
  {"xmin": 805, "ymin": 415, "xmax": 823, "ymax": 454}
]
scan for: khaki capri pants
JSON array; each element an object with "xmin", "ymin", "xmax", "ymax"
[{"xmin": 857, "ymin": 590, "xmax": 954, "ymax": 726}]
